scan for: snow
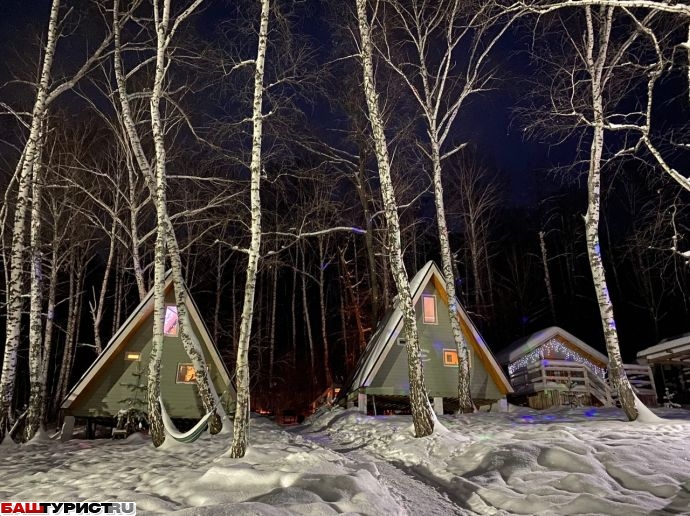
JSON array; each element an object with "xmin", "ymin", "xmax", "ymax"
[{"xmin": 2, "ymin": 407, "xmax": 690, "ymax": 515}]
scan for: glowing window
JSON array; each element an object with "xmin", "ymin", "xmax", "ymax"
[
  {"xmin": 176, "ymin": 364, "xmax": 196, "ymax": 384},
  {"xmin": 443, "ymin": 349, "xmax": 459, "ymax": 367},
  {"xmin": 125, "ymin": 351, "xmax": 141, "ymax": 362},
  {"xmin": 164, "ymin": 305, "xmax": 179, "ymax": 336},
  {"xmin": 422, "ymin": 295, "xmax": 437, "ymax": 324}
]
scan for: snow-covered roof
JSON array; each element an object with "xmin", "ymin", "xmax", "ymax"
[
  {"xmin": 344, "ymin": 261, "xmax": 512, "ymax": 396},
  {"xmin": 61, "ymin": 272, "xmax": 234, "ymax": 410},
  {"xmin": 496, "ymin": 326, "xmax": 609, "ymax": 366},
  {"xmin": 637, "ymin": 334, "xmax": 690, "ymax": 364}
]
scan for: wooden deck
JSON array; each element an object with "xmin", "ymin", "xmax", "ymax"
[{"xmin": 509, "ymin": 360, "xmax": 657, "ymax": 409}]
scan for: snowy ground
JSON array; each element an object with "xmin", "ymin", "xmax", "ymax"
[{"xmin": 1, "ymin": 407, "xmax": 690, "ymax": 515}]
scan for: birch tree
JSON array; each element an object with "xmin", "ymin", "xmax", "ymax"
[
  {"xmin": 0, "ymin": 0, "xmax": 60, "ymax": 439},
  {"xmin": 354, "ymin": 0, "xmax": 435, "ymax": 437},
  {"xmin": 112, "ymin": 0, "xmax": 223, "ymax": 446},
  {"xmin": 229, "ymin": 0, "xmax": 270, "ymax": 458},
  {"xmin": 372, "ymin": 0, "xmax": 520, "ymax": 412},
  {"xmin": 517, "ymin": 5, "xmax": 673, "ymax": 419}
]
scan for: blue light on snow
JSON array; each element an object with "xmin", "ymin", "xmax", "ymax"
[{"xmin": 584, "ymin": 409, "xmax": 598, "ymax": 417}]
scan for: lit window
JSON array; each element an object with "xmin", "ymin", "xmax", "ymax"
[
  {"xmin": 164, "ymin": 305, "xmax": 179, "ymax": 336},
  {"xmin": 443, "ymin": 349, "xmax": 459, "ymax": 367},
  {"xmin": 125, "ymin": 351, "xmax": 141, "ymax": 362},
  {"xmin": 176, "ymin": 364, "xmax": 196, "ymax": 384},
  {"xmin": 422, "ymin": 295, "xmax": 437, "ymax": 324}
]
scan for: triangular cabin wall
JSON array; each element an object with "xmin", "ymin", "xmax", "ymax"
[
  {"xmin": 367, "ymin": 279, "xmax": 503, "ymax": 401},
  {"xmin": 65, "ymin": 289, "xmax": 230, "ymax": 419}
]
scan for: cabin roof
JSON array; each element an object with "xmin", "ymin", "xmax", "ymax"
[
  {"xmin": 637, "ymin": 334, "xmax": 690, "ymax": 364},
  {"xmin": 496, "ymin": 326, "xmax": 609, "ymax": 366}
]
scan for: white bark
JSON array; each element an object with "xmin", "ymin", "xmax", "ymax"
[
  {"xmin": 229, "ymin": 0, "xmax": 270, "ymax": 458},
  {"xmin": 539, "ymin": 231, "xmax": 557, "ymax": 323},
  {"xmin": 113, "ymin": 0, "xmax": 221, "ymax": 446},
  {"xmin": 318, "ymin": 238, "xmax": 333, "ymax": 387},
  {"xmin": 0, "ymin": 0, "xmax": 60, "ymax": 438},
  {"xmin": 25, "ymin": 151, "xmax": 45, "ymax": 441},
  {"xmin": 91, "ymin": 218, "xmax": 118, "ymax": 354},
  {"xmin": 355, "ymin": 0, "xmax": 434, "ymax": 437},
  {"xmin": 583, "ymin": 6, "xmax": 637, "ymax": 420}
]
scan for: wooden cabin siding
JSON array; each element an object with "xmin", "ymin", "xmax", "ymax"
[{"xmin": 367, "ymin": 282, "xmax": 503, "ymax": 401}]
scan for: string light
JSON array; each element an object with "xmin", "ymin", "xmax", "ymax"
[{"xmin": 508, "ymin": 338, "xmax": 606, "ymax": 378}]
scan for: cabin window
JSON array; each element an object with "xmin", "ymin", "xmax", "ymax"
[
  {"xmin": 176, "ymin": 364, "xmax": 196, "ymax": 384},
  {"xmin": 164, "ymin": 305, "xmax": 179, "ymax": 336},
  {"xmin": 125, "ymin": 351, "xmax": 141, "ymax": 362},
  {"xmin": 443, "ymin": 349, "xmax": 459, "ymax": 367},
  {"xmin": 422, "ymin": 295, "xmax": 437, "ymax": 324}
]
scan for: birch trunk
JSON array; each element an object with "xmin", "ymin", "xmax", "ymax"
[
  {"xmin": 0, "ymin": 0, "xmax": 60, "ymax": 439},
  {"xmin": 39, "ymin": 234, "xmax": 59, "ymax": 426},
  {"xmin": 291, "ymin": 264, "xmax": 297, "ymax": 369},
  {"xmin": 268, "ymin": 261, "xmax": 278, "ymax": 390},
  {"xmin": 301, "ymin": 246, "xmax": 315, "ymax": 380},
  {"xmin": 318, "ymin": 238, "xmax": 332, "ymax": 387},
  {"xmin": 539, "ymin": 231, "xmax": 557, "ymax": 323},
  {"xmin": 25, "ymin": 154, "xmax": 45, "ymax": 441},
  {"xmin": 127, "ymin": 160, "xmax": 147, "ymax": 301},
  {"xmin": 584, "ymin": 6, "xmax": 637, "ymax": 420},
  {"xmin": 55, "ymin": 259, "xmax": 83, "ymax": 410},
  {"xmin": 91, "ymin": 218, "xmax": 118, "ymax": 354},
  {"xmin": 113, "ymin": 0, "xmax": 222, "ymax": 443},
  {"xmin": 355, "ymin": 0, "xmax": 434, "ymax": 437},
  {"xmin": 430, "ymin": 140, "xmax": 473, "ymax": 413},
  {"xmin": 229, "ymin": 0, "xmax": 270, "ymax": 458}
]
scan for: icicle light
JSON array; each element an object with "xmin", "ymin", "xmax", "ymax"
[{"xmin": 508, "ymin": 338, "xmax": 606, "ymax": 378}]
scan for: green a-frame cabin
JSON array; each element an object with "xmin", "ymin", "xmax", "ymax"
[
  {"xmin": 342, "ymin": 261, "xmax": 512, "ymax": 414},
  {"xmin": 60, "ymin": 274, "xmax": 235, "ymax": 438}
]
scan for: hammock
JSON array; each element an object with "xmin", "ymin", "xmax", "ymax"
[{"xmin": 159, "ymin": 396, "xmax": 213, "ymax": 443}]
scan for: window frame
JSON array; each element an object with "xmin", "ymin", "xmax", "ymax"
[
  {"xmin": 421, "ymin": 294, "xmax": 438, "ymax": 325},
  {"xmin": 175, "ymin": 363, "xmax": 197, "ymax": 384},
  {"xmin": 442, "ymin": 348, "xmax": 459, "ymax": 367},
  {"xmin": 164, "ymin": 304, "xmax": 179, "ymax": 337}
]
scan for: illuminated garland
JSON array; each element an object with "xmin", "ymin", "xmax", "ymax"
[{"xmin": 508, "ymin": 338, "xmax": 606, "ymax": 378}]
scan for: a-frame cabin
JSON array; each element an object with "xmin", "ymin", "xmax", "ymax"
[
  {"xmin": 342, "ymin": 261, "xmax": 512, "ymax": 414},
  {"xmin": 61, "ymin": 274, "xmax": 235, "ymax": 438}
]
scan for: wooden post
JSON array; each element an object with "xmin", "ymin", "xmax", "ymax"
[
  {"xmin": 357, "ymin": 393, "xmax": 367, "ymax": 414},
  {"xmin": 433, "ymin": 397, "xmax": 444, "ymax": 415},
  {"xmin": 60, "ymin": 416, "xmax": 75, "ymax": 442}
]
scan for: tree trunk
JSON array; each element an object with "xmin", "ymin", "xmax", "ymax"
[
  {"xmin": 300, "ymin": 245, "xmax": 316, "ymax": 383},
  {"xmin": 113, "ymin": 0, "xmax": 221, "ymax": 443},
  {"xmin": 91, "ymin": 218, "xmax": 118, "ymax": 354},
  {"xmin": 355, "ymin": 0, "xmax": 434, "ymax": 437},
  {"xmin": 25, "ymin": 154, "xmax": 45, "ymax": 441},
  {"xmin": 291, "ymin": 262, "xmax": 297, "ymax": 369},
  {"xmin": 268, "ymin": 260, "xmax": 278, "ymax": 391},
  {"xmin": 318, "ymin": 238, "xmax": 332, "ymax": 387},
  {"xmin": 39, "ymin": 234, "xmax": 59, "ymax": 427},
  {"xmin": 539, "ymin": 230, "xmax": 557, "ymax": 324},
  {"xmin": 430, "ymin": 139, "xmax": 473, "ymax": 413},
  {"xmin": 0, "ymin": 0, "xmax": 60, "ymax": 440},
  {"xmin": 584, "ymin": 6, "xmax": 637, "ymax": 421},
  {"xmin": 229, "ymin": 0, "xmax": 270, "ymax": 459}
]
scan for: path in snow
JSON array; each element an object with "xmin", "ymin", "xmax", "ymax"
[{"xmin": 298, "ymin": 429, "xmax": 467, "ymax": 516}]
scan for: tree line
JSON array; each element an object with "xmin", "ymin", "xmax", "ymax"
[{"xmin": 1, "ymin": 0, "xmax": 690, "ymax": 451}]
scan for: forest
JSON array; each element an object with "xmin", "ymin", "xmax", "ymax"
[{"xmin": 1, "ymin": 0, "xmax": 690, "ymax": 455}]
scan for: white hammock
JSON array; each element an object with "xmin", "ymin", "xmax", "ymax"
[{"xmin": 158, "ymin": 396, "xmax": 213, "ymax": 443}]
